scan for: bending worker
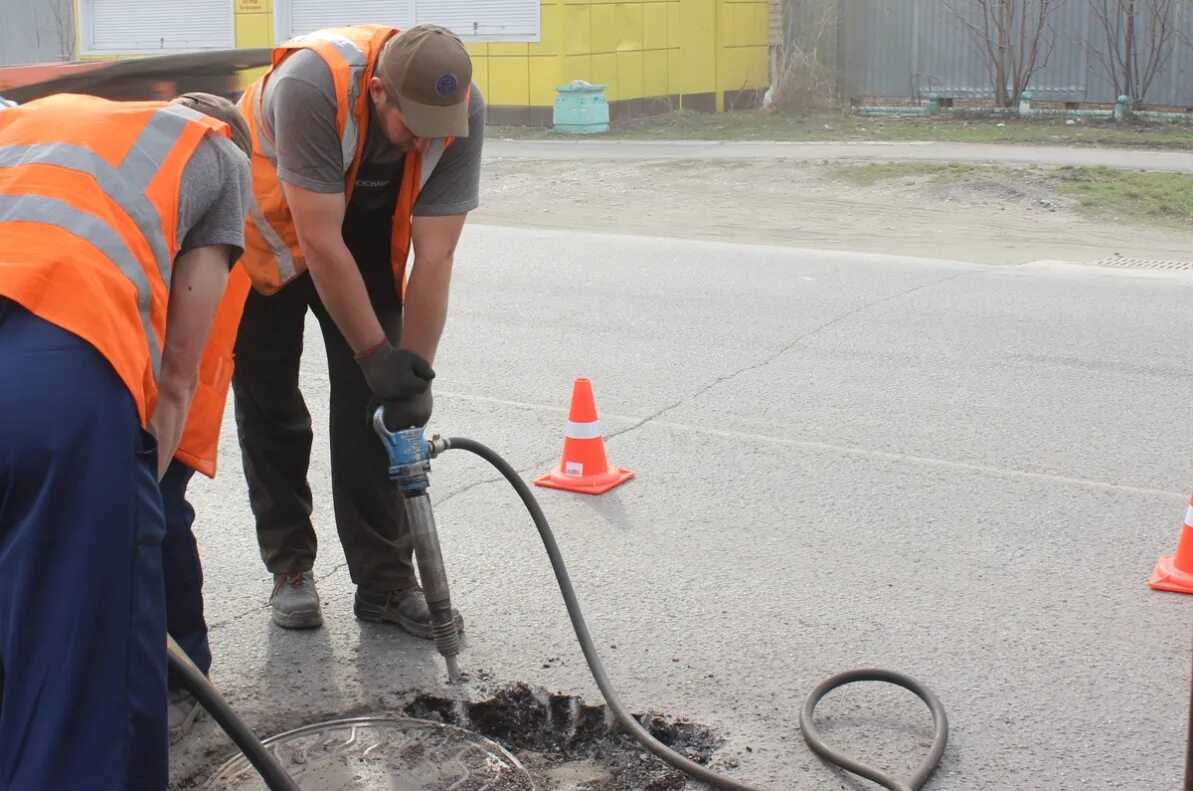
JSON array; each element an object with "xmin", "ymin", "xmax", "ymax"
[
  {"xmin": 169, "ymin": 22, "xmax": 484, "ymax": 636},
  {"xmin": 0, "ymin": 92, "xmax": 252, "ymax": 789}
]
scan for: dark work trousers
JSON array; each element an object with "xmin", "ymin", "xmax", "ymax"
[
  {"xmin": 0, "ymin": 297, "xmax": 168, "ymax": 791},
  {"xmin": 231, "ymin": 181, "xmax": 415, "ymax": 592},
  {"xmin": 159, "ymin": 458, "xmax": 210, "ymax": 690}
]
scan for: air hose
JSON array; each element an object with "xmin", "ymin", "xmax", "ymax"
[
  {"xmin": 172, "ymin": 434, "xmax": 948, "ymax": 791},
  {"xmin": 439, "ymin": 436, "xmax": 949, "ymax": 791},
  {"xmin": 166, "ymin": 635, "xmax": 300, "ymax": 791}
]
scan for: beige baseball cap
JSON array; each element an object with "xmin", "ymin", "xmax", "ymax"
[{"xmin": 377, "ymin": 24, "xmax": 472, "ymax": 139}]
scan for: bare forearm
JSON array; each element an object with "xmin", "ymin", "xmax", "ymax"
[
  {"xmin": 148, "ymin": 377, "xmax": 197, "ymax": 479},
  {"xmin": 399, "ymin": 254, "xmax": 453, "ymax": 364},
  {"xmin": 305, "ymin": 240, "xmax": 386, "ymax": 355}
]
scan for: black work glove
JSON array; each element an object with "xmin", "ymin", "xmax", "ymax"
[
  {"xmin": 378, "ymin": 388, "xmax": 433, "ymax": 431},
  {"xmin": 356, "ymin": 342, "xmax": 436, "ymax": 430}
]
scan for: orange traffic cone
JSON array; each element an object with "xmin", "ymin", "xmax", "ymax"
[
  {"xmin": 1150, "ymin": 493, "xmax": 1193, "ymax": 594},
  {"xmin": 534, "ymin": 377, "xmax": 634, "ymax": 495}
]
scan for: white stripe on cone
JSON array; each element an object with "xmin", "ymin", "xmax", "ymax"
[{"xmin": 566, "ymin": 420, "xmax": 603, "ymax": 440}]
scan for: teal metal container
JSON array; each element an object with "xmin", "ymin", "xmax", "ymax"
[{"xmin": 553, "ymin": 80, "xmax": 609, "ymax": 134}]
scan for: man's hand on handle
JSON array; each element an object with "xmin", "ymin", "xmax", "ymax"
[{"xmin": 356, "ymin": 342, "xmax": 436, "ymax": 430}]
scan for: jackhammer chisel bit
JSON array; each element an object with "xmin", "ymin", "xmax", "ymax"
[{"xmin": 373, "ymin": 408, "xmax": 462, "ymax": 683}]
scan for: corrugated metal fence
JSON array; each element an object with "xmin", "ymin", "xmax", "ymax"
[
  {"xmin": 783, "ymin": 0, "xmax": 1193, "ymax": 107},
  {"xmin": 0, "ymin": 0, "xmax": 73, "ymax": 66}
]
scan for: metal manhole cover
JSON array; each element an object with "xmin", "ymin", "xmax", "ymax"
[
  {"xmin": 203, "ymin": 716, "xmax": 539, "ymax": 791},
  {"xmin": 1088, "ymin": 255, "xmax": 1193, "ymax": 271}
]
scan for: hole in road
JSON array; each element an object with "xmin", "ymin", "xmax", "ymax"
[{"xmin": 399, "ymin": 683, "xmax": 724, "ymax": 791}]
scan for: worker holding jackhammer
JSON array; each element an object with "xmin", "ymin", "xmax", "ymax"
[
  {"xmin": 159, "ymin": 23, "xmax": 483, "ymax": 729},
  {"xmin": 0, "ymin": 91, "xmax": 252, "ymax": 789}
]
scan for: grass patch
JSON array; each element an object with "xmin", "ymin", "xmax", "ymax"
[
  {"xmin": 490, "ymin": 109, "xmax": 1193, "ymax": 150},
  {"xmin": 1054, "ymin": 166, "xmax": 1193, "ymax": 226},
  {"xmin": 831, "ymin": 162, "xmax": 988, "ymax": 185},
  {"xmin": 830, "ymin": 161, "xmax": 1193, "ymax": 228}
]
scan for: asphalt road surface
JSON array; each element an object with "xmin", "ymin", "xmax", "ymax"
[{"xmin": 172, "ymin": 225, "xmax": 1193, "ymax": 790}]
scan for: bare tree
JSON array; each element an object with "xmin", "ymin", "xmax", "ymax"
[
  {"xmin": 48, "ymin": 0, "xmax": 76, "ymax": 61},
  {"xmin": 771, "ymin": 0, "xmax": 840, "ymax": 111},
  {"xmin": 945, "ymin": 0, "xmax": 1067, "ymax": 107},
  {"xmin": 1086, "ymin": 0, "xmax": 1178, "ymax": 109}
]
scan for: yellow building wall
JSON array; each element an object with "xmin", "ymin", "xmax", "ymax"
[
  {"xmin": 78, "ymin": 0, "xmax": 769, "ymax": 118},
  {"xmin": 469, "ymin": 0, "xmax": 769, "ymax": 114}
]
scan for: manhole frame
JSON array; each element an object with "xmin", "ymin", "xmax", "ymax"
[{"xmin": 202, "ymin": 714, "xmax": 540, "ymax": 791}]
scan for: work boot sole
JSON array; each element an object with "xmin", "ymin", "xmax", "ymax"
[
  {"xmin": 353, "ymin": 599, "xmax": 464, "ymax": 639},
  {"xmin": 272, "ymin": 606, "xmax": 323, "ymax": 629}
]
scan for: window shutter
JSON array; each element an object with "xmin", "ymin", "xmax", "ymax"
[{"xmin": 81, "ymin": 0, "xmax": 233, "ymax": 53}]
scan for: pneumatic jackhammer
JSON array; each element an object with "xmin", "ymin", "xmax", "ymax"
[{"xmin": 372, "ymin": 407, "xmax": 462, "ymax": 683}]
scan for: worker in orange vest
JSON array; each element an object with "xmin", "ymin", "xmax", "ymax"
[
  {"xmin": 0, "ymin": 91, "xmax": 252, "ymax": 789},
  {"xmin": 165, "ymin": 23, "xmax": 483, "ymax": 653}
]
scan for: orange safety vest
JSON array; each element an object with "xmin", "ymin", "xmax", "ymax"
[
  {"xmin": 238, "ymin": 23, "xmax": 461, "ymax": 295},
  {"xmin": 176, "ymin": 23, "xmax": 462, "ymax": 478},
  {"xmin": 0, "ymin": 93, "xmax": 233, "ymax": 428}
]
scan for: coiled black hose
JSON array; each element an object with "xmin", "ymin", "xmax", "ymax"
[{"xmin": 442, "ymin": 436, "xmax": 949, "ymax": 791}]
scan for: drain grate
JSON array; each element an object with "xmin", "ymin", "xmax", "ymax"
[{"xmin": 1087, "ymin": 255, "xmax": 1193, "ymax": 271}]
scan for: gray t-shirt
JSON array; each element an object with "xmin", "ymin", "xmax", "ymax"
[
  {"xmin": 260, "ymin": 48, "xmax": 484, "ymax": 217},
  {"xmin": 176, "ymin": 132, "xmax": 253, "ymax": 267}
]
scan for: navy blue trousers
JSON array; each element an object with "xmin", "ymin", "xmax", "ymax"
[
  {"xmin": 0, "ymin": 298, "xmax": 168, "ymax": 791},
  {"xmin": 160, "ymin": 459, "xmax": 211, "ymax": 688}
]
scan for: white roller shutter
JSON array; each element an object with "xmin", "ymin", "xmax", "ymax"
[
  {"xmin": 278, "ymin": 0, "xmax": 415, "ymax": 41},
  {"xmin": 80, "ymin": 0, "xmax": 234, "ymax": 54},
  {"xmin": 278, "ymin": 0, "xmax": 539, "ymax": 42},
  {"xmin": 413, "ymin": 0, "xmax": 539, "ymax": 41}
]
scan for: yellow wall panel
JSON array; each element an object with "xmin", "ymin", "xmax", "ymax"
[
  {"xmin": 643, "ymin": 49, "xmax": 668, "ymax": 96},
  {"xmin": 614, "ymin": 2, "xmax": 643, "ymax": 51},
  {"xmin": 666, "ymin": 0, "xmax": 680, "ymax": 49},
  {"xmin": 489, "ymin": 42, "xmax": 529, "ymax": 57},
  {"xmin": 528, "ymin": 56, "xmax": 560, "ymax": 105},
  {"xmin": 560, "ymin": 53, "xmax": 592, "ymax": 81},
  {"xmin": 465, "ymin": 43, "xmax": 489, "ymax": 59},
  {"xmin": 488, "ymin": 56, "xmax": 530, "ymax": 105},
  {"xmin": 752, "ymin": 1, "xmax": 770, "ymax": 44},
  {"xmin": 563, "ymin": 4, "xmax": 591, "ymax": 56},
  {"xmin": 616, "ymin": 50, "xmax": 644, "ymax": 98},
  {"xmin": 470, "ymin": 51, "xmax": 490, "ymax": 98},
  {"xmin": 560, "ymin": 54, "xmax": 592, "ymax": 83},
  {"xmin": 643, "ymin": 2, "xmax": 667, "ymax": 51},
  {"xmin": 589, "ymin": 3, "xmax": 617, "ymax": 54},
  {"xmin": 681, "ymin": 0, "xmax": 717, "ymax": 95},
  {"xmin": 717, "ymin": 1, "xmax": 735, "ymax": 49},
  {"xmin": 234, "ymin": 0, "xmax": 271, "ymax": 13},
  {"xmin": 529, "ymin": 1, "xmax": 560, "ymax": 56},
  {"xmin": 590, "ymin": 52, "xmax": 618, "ymax": 98},
  {"xmin": 235, "ymin": 13, "xmax": 273, "ymax": 48},
  {"xmin": 667, "ymin": 47, "xmax": 682, "ymax": 94}
]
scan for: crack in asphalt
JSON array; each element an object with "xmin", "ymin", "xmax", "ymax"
[{"xmin": 602, "ymin": 268, "xmax": 985, "ymax": 444}]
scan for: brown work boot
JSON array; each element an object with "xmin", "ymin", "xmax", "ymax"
[
  {"xmin": 354, "ymin": 585, "xmax": 464, "ymax": 639},
  {"xmin": 270, "ymin": 571, "xmax": 323, "ymax": 629}
]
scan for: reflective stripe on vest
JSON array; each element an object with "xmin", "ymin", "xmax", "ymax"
[{"xmin": 0, "ymin": 105, "xmax": 207, "ymax": 378}]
